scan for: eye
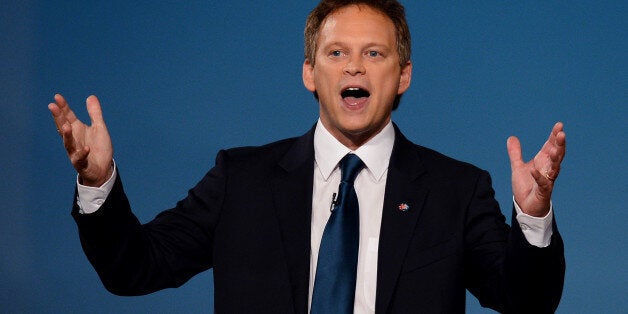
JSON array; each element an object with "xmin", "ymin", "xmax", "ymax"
[
  {"xmin": 330, "ymin": 50, "xmax": 343, "ymax": 57},
  {"xmin": 367, "ymin": 51, "xmax": 381, "ymax": 58}
]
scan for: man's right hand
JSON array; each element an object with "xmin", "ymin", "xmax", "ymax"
[{"xmin": 49, "ymin": 94, "xmax": 114, "ymax": 187}]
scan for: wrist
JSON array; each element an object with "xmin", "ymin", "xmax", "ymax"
[{"xmin": 79, "ymin": 161, "xmax": 114, "ymax": 187}]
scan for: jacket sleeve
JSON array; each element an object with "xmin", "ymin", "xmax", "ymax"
[
  {"xmin": 71, "ymin": 151, "xmax": 229, "ymax": 296},
  {"xmin": 464, "ymin": 170, "xmax": 565, "ymax": 313}
]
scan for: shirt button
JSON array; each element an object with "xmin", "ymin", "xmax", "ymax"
[{"xmin": 95, "ymin": 199, "xmax": 104, "ymax": 205}]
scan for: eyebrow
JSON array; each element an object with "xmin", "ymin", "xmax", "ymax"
[{"xmin": 321, "ymin": 41, "xmax": 391, "ymax": 50}]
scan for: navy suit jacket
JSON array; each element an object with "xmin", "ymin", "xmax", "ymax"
[{"xmin": 72, "ymin": 125, "xmax": 564, "ymax": 313}]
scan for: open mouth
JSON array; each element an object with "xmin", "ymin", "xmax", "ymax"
[{"xmin": 341, "ymin": 87, "xmax": 370, "ymax": 99}]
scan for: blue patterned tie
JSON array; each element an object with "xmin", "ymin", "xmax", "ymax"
[{"xmin": 312, "ymin": 154, "xmax": 364, "ymax": 314}]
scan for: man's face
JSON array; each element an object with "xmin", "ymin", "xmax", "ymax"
[{"xmin": 303, "ymin": 5, "xmax": 412, "ymax": 149}]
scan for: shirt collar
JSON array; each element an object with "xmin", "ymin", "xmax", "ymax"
[{"xmin": 314, "ymin": 119, "xmax": 395, "ymax": 182}]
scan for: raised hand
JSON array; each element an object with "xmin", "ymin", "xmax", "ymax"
[
  {"xmin": 49, "ymin": 94, "xmax": 114, "ymax": 187},
  {"xmin": 507, "ymin": 122, "xmax": 566, "ymax": 217}
]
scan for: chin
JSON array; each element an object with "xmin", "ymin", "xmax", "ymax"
[{"xmin": 340, "ymin": 121, "xmax": 379, "ymax": 137}]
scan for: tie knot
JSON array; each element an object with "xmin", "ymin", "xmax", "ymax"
[{"xmin": 340, "ymin": 154, "xmax": 364, "ymax": 184}]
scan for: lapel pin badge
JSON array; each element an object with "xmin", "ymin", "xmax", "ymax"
[{"xmin": 398, "ymin": 203, "xmax": 410, "ymax": 212}]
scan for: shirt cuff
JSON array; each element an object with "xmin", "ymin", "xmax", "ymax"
[
  {"xmin": 76, "ymin": 160, "xmax": 117, "ymax": 214},
  {"xmin": 513, "ymin": 196, "xmax": 554, "ymax": 248}
]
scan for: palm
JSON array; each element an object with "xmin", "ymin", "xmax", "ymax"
[
  {"xmin": 507, "ymin": 123, "xmax": 566, "ymax": 217},
  {"xmin": 49, "ymin": 94, "xmax": 113, "ymax": 186}
]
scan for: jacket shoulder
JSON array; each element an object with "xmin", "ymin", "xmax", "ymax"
[{"xmin": 404, "ymin": 139, "xmax": 487, "ymax": 182}]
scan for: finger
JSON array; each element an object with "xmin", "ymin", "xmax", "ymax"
[
  {"xmin": 48, "ymin": 102, "xmax": 66, "ymax": 132},
  {"xmin": 545, "ymin": 123, "xmax": 566, "ymax": 176},
  {"xmin": 542, "ymin": 122, "xmax": 565, "ymax": 152},
  {"xmin": 54, "ymin": 94, "xmax": 79, "ymax": 124},
  {"xmin": 61, "ymin": 121, "xmax": 90, "ymax": 174},
  {"xmin": 546, "ymin": 123, "xmax": 560, "ymax": 150},
  {"xmin": 49, "ymin": 94, "xmax": 70, "ymax": 129},
  {"xmin": 551, "ymin": 123, "xmax": 566, "ymax": 163},
  {"xmin": 85, "ymin": 95, "xmax": 105, "ymax": 126},
  {"xmin": 61, "ymin": 122, "xmax": 77, "ymax": 154},
  {"xmin": 530, "ymin": 166, "xmax": 554, "ymax": 202},
  {"xmin": 535, "ymin": 122, "xmax": 565, "ymax": 171},
  {"xmin": 507, "ymin": 136, "xmax": 524, "ymax": 171},
  {"xmin": 71, "ymin": 145, "xmax": 91, "ymax": 173},
  {"xmin": 63, "ymin": 125, "xmax": 92, "ymax": 174},
  {"xmin": 552, "ymin": 121, "xmax": 564, "ymax": 137},
  {"xmin": 54, "ymin": 93, "xmax": 67, "ymax": 109}
]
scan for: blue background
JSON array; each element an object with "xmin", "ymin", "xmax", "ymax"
[{"xmin": 1, "ymin": 1, "xmax": 626, "ymax": 313}]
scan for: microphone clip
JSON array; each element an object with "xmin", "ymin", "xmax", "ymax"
[{"xmin": 329, "ymin": 193, "xmax": 338, "ymax": 212}]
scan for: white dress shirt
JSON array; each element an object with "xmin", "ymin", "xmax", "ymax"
[
  {"xmin": 310, "ymin": 119, "xmax": 395, "ymax": 313},
  {"xmin": 76, "ymin": 119, "xmax": 554, "ymax": 314}
]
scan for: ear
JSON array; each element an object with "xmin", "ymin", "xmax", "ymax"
[
  {"xmin": 302, "ymin": 59, "xmax": 316, "ymax": 92},
  {"xmin": 397, "ymin": 60, "xmax": 412, "ymax": 95}
]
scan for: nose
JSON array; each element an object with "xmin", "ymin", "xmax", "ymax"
[{"xmin": 343, "ymin": 55, "xmax": 366, "ymax": 76}]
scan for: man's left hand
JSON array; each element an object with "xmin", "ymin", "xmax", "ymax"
[{"xmin": 507, "ymin": 122, "xmax": 566, "ymax": 217}]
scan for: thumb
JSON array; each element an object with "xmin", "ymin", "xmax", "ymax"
[
  {"xmin": 86, "ymin": 95, "xmax": 105, "ymax": 126},
  {"xmin": 507, "ymin": 136, "xmax": 523, "ymax": 171}
]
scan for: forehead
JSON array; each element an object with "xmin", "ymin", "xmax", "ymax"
[{"xmin": 317, "ymin": 5, "xmax": 396, "ymax": 48}]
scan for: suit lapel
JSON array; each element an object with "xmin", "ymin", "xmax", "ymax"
[
  {"xmin": 376, "ymin": 127, "xmax": 429, "ymax": 313},
  {"xmin": 268, "ymin": 125, "xmax": 430, "ymax": 313},
  {"xmin": 271, "ymin": 127, "xmax": 315, "ymax": 314}
]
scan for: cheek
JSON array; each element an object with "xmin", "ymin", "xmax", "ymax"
[
  {"xmin": 315, "ymin": 77, "xmax": 338, "ymax": 98},
  {"xmin": 314, "ymin": 64, "xmax": 341, "ymax": 86},
  {"xmin": 376, "ymin": 80, "xmax": 402, "ymax": 101}
]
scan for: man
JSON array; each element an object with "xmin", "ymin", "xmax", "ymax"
[{"xmin": 49, "ymin": 1, "xmax": 565, "ymax": 313}]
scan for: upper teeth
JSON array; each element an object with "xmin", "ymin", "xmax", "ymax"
[{"xmin": 347, "ymin": 87, "xmax": 360, "ymax": 91}]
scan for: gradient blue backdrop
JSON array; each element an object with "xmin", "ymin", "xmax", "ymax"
[{"xmin": 2, "ymin": 1, "xmax": 626, "ymax": 313}]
